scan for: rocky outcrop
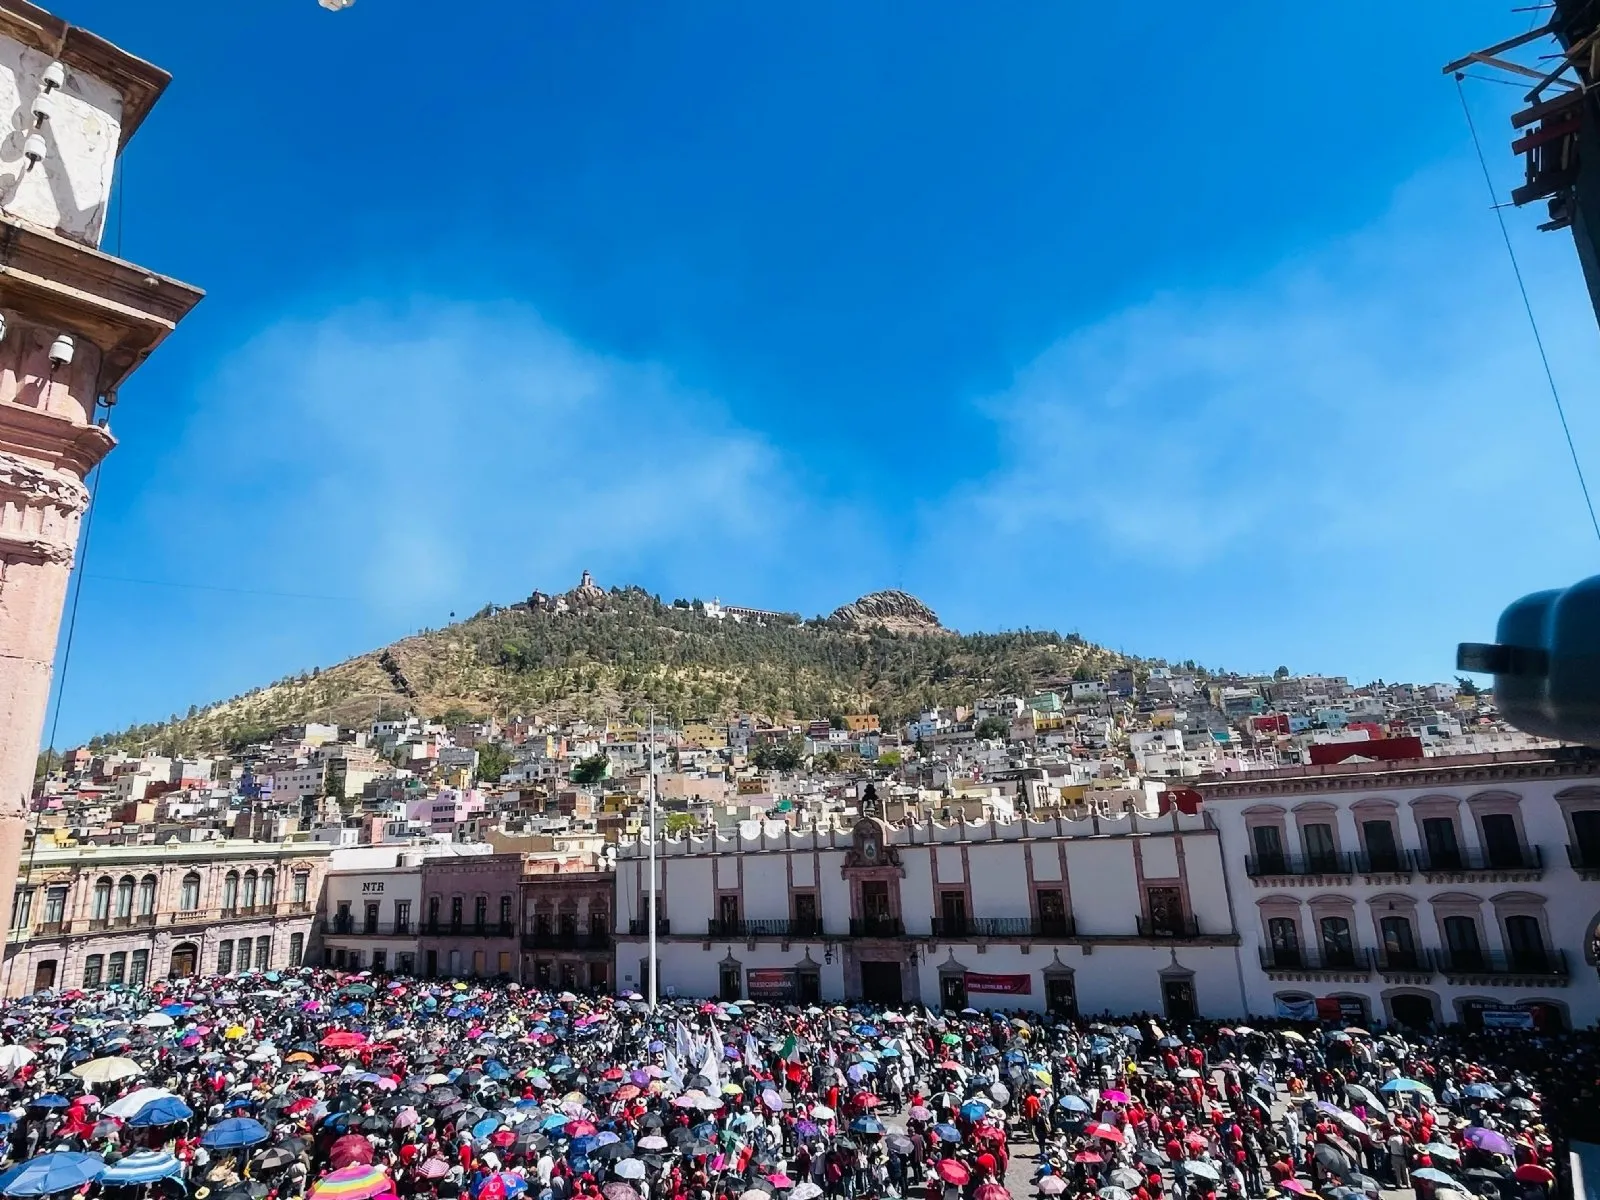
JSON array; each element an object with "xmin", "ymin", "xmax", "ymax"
[{"xmin": 829, "ymin": 590, "xmax": 947, "ymax": 635}]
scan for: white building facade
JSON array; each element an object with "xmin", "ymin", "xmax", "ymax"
[
  {"xmin": 1199, "ymin": 750, "xmax": 1600, "ymax": 1031},
  {"xmin": 615, "ymin": 807, "xmax": 1247, "ymax": 1020},
  {"xmin": 317, "ymin": 849, "xmax": 425, "ymax": 976}
]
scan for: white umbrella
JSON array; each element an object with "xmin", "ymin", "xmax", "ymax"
[
  {"xmin": 71, "ymin": 1057, "xmax": 142, "ymax": 1084},
  {"xmin": 0, "ymin": 1046, "xmax": 34, "ymax": 1075},
  {"xmin": 136, "ymin": 1013, "xmax": 174, "ymax": 1029},
  {"xmin": 613, "ymin": 1161, "xmax": 646, "ymax": 1181}
]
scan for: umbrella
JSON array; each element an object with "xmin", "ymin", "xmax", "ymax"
[
  {"xmin": 1464, "ymin": 1128, "xmax": 1514, "ymax": 1156},
  {"xmin": 1414, "ymin": 1170, "xmax": 1458, "ymax": 1186},
  {"xmin": 135, "ymin": 1013, "xmax": 175, "ymax": 1029},
  {"xmin": 71, "ymin": 1057, "xmax": 141, "ymax": 1084},
  {"xmin": 600, "ymin": 1186, "xmax": 638, "ymax": 1200},
  {"xmin": 0, "ymin": 1153, "xmax": 107, "ymax": 1196},
  {"xmin": 417, "ymin": 1160, "xmax": 452, "ymax": 1181},
  {"xmin": 1379, "ymin": 1078, "xmax": 1430, "ymax": 1095},
  {"xmin": 1109, "ymin": 1170, "xmax": 1141, "ymax": 1190},
  {"xmin": 791, "ymin": 1187, "xmax": 822, "ymax": 1200},
  {"xmin": 254, "ymin": 1148, "xmax": 301, "ymax": 1173},
  {"xmin": 100, "ymin": 1151, "xmax": 183, "ymax": 1187},
  {"xmin": 1184, "ymin": 1162, "xmax": 1222, "ymax": 1183},
  {"xmin": 1087, "ymin": 1122, "xmax": 1125, "ymax": 1144},
  {"xmin": 328, "ymin": 1135, "xmax": 376, "ymax": 1169},
  {"xmin": 201, "ymin": 1117, "xmax": 270, "ymax": 1148},
  {"xmin": 932, "ymin": 1124, "xmax": 961, "ymax": 1143},
  {"xmin": 127, "ymin": 1096, "xmax": 193, "ymax": 1128},
  {"xmin": 105, "ymin": 1089, "xmax": 176, "ymax": 1120},
  {"xmin": 1315, "ymin": 1146, "xmax": 1354, "ymax": 1177},
  {"xmin": 974, "ymin": 1187, "xmax": 1010, "ymax": 1200},
  {"xmin": 1100, "ymin": 1190, "xmax": 1131, "ymax": 1200},
  {"xmin": 1514, "ymin": 1165, "xmax": 1554, "ymax": 1185},
  {"xmin": 1058, "ymin": 1095, "xmax": 1090, "ymax": 1113},
  {"xmin": 613, "ymin": 1162, "xmax": 646, "ymax": 1182},
  {"xmin": 1427, "ymin": 1145, "xmax": 1463, "ymax": 1163},
  {"xmin": 310, "ymin": 1165, "xmax": 393, "ymax": 1200},
  {"xmin": 1463, "ymin": 1084, "xmax": 1502, "ymax": 1101},
  {"xmin": 0, "ymin": 1046, "xmax": 33, "ymax": 1074},
  {"xmin": 847, "ymin": 1116, "xmax": 884, "ymax": 1135},
  {"xmin": 937, "ymin": 1160, "xmax": 970, "ymax": 1185},
  {"xmin": 1038, "ymin": 1179, "xmax": 1067, "ymax": 1197},
  {"xmin": 29, "ymin": 1095, "xmax": 68, "ymax": 1110}
]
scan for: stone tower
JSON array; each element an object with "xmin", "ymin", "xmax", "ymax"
[{"xmin": 0, "ymin": 3, "xmax": 201, "ymax": 943}]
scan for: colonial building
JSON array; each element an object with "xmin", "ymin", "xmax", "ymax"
[
  {"xmin": 1199, "ymin": 749, "xmax": 1600, "ymax": 1030},
  {"xmin": 317, "ymin": 849, "xmax": 425, "ymax": 976},
  {"xmin": 0, "ymin": 2, "xmax": 201, "ymax": 945},
  {"xmin": 520, "ymin": 862, "xmax": 612, "ymax": 992},
  {"xmin": 418, "ymin": 853, "xmax": 522, "ymax": 980},
  {"xmin": 3, "ymin": 839, "xmax": 328, "ymax": 995},
  {"xmin": 614, "ymin": 804, "xmax": 1243, "ymax": 1018}
]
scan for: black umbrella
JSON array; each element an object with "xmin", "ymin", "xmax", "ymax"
[
  {"xmin": 589, "ymin": 1143, "xmax": 630, "ymax": 1162},
  {"xmin": 667, "ymin": 1128, "xmax": 694, "ymax": 1148},
  {"xmin": 1314, "ymin": 1145, "xmax": 1355, "ymax": 1179},
  {"xmin": 254, "ymin": 1147, "xmax": 299, "ymax": 1172}
]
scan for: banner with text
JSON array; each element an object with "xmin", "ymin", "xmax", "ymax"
[{"xmin": 965, "ymin": 972, "xmax": 1032, "ymax": 995}]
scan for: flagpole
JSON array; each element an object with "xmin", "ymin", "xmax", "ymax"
[{"xmin": 648, "ymin": 707, "xmax": 658, "ymax": 1011}]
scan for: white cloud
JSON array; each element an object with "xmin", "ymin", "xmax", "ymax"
[{"xmin": 165, "ymin": 299, "xmax": 797, "ymax": 617}]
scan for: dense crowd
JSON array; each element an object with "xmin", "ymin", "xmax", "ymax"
[{"xmin": 0, "ymin": 971, "xmax": 1575, "ymax": 1200}]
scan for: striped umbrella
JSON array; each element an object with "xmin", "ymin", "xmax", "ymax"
[
  {"xmin": 310, "ymin": 1165, "xmax": 393, "ymax": 1200},
  {"xmin": 102, "ymin": 1151, "xmax": 183, "ymax": 1187}
]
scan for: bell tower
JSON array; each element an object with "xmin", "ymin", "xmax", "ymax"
[{"xmin": 0, "ymin": 1, "xmax": 201, "ymax": 945}]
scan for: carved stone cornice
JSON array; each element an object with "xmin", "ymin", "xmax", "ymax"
[{"xmin": 1196, "ymin": 752, "xmax": 1600, "ymax": 800}]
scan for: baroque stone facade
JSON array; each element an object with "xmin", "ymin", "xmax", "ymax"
[{"xmin": 0, "ymin": 0, "xmax": 201, "ymax": 982}]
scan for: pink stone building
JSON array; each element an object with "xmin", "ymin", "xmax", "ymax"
[
  {"xmin": 4, "ymin": 840, "xmax": 331, "ymax": 995},
  {"xmin": 0, "ymin": 0, "xmax": 201, "ymax": 980},
  {"xmin": 418, "ymin": 852, "xmax": 523, "ymax": 980}
]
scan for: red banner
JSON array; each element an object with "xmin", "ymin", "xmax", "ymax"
[
  {"xmin": 746, "ymin": 968, "xmax": 796, "ymax": 1000},
  {"xmin": 965, "ymin": 972, "xmax": 1032, "ymax": 995}
]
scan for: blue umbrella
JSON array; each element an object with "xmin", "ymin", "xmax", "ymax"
[
  {"xmin": 472, "ymin": 1116, "xmax": 502, "ymax": 1139},
  {"xmin": 932, "ymin": 1124, "xmax": 961, "ymax": 1143},
  {"xmin": 1413, "ymin": 1169, "xmax": 1456, "ymax": 1186},
  {"xmin": 0, "ymin": 1153, "xmax": 106, "ymax": 1196},
  {"xmin": 1463, "ymin": 1083, "xmax": 1502, "ymax": 1100},
  {"xmin": 223, "ymin": 1097, "xmax": 255, "ymax": 1111},
  {"xmin": 127, "ymin": 1097, "xmax": 193, "ymax": 1128},
  {"xmin": 29, "ymin": 1095, "xmax": 68, "ymax": 1110},
  {"xmin": 1379, "ymin": 1078, "xmax": 1429, "ymax": 1094},
  {"xmin": 959, "ymin": 1101, "xmax": 989, "ymax": 1122},
  {"xmin": 539, "ymin": 1115, "xmax": 569, "ymax": 1132},
  {"xmin": 592, "ymin": 1133, "xmax": 621, "ymax": 1147},
  {"xmin": 100, "ymin": 1151, "xmax": 183, "ymax": 1187},
  {"xmin": 159, "ymin": 1005, "xmax": 189, "ymax": 1018},
  {"xmin": 647, "ymin": 1041, "xmax": 664, "ymax": 1053},
  {"xmin": 1058, "ymin": 1095, "xmax": 1091, "ymax": 1113},
  {"xmin": 848, "ymin": 1116, "xmax": 884, "ymax": 1135},
  {"xmin": 200, "ymin": 1117, "xmax": 269, "ymax": 1148}
]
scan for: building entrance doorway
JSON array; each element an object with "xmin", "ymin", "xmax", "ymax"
[
  {"xmin": 1046, "ymin": 975, "xmax": 1077, "ymax": 1017},
  {"xmin": 31, "ymin": 960, "xmax": 56, "ymax": 992},
  {"xmin": 939, "ymin": 973, "xmax": 967, "ymax": 1011},
  {"xmin": 1162, "ymin": 977, "xmax": 1195, "ymax": 1022},
  {"xmin": 1390, "ymin": 993, "xmax": 1435, "ymax": 1029},
  {"xmin": 168, "ymin": 944, "xmax": 197, "ymax": 979},
  {"xmin": 860, "ymin": 960, "xmax": 902, "ymax": 1006}
]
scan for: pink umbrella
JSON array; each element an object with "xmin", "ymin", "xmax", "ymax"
[
  {"xmin": 1102, "ymin": 1090, "xmax": 1130, "ymax": 1104},
  {"xmin": 1280, "ymin": 1182, "xmax": 1311, "ymax": 1196},
  {"xmin": 909, "ymin": 1105, "xmax": 932, "ymax": 1121},
  {"xmin": 1038, "ymin": 1177, "xmax": 1067, "ymax": 1196}
]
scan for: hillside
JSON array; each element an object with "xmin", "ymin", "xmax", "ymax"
[{"xmin": 88, "ymin": 582, "xmax": 1155, "ymax": 756}]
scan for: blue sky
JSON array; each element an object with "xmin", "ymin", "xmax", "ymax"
[{"xmin": 40, "ymin": 0, "xmax": 1600, "ymax": 744}]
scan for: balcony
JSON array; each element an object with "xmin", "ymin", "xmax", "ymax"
[
  {"xmin": 288, "ymin": 901, "xmax": 314, "ymax": 915},
  {"xmin": 36, "ymin": 921, "xmax": 65, "ymax": 937},
  {"xmin": 1258, "ymin": 946, "xmax": 1371, "ymax": 976},
  {"xmin": 930, "ymin": 917, "xmax": 1036, "ymax": 939},
  {"xmin": 1567, "ymin": 843, "xmax": 1600, "ymax": 880},
  {"xmin": 87, "ymin": 918, "xmax": 109, "ymax": 931},
  {"xmin": 522, "ymin": 932, "xmax": 611, "ymax": 952},
  {"xmin": 848, "ymin": 917, "xmax": 904, "ymax": 938},
  {"xmin": 1135, "ymin": 915, "xmax": 1202, "ymax": 940},
  {"xmin": 320, "ymin": 918, "xmax": 415, "ymax": 938},
  {"xmin": 1244, "ymin": 852, "xmax": 1354, "ymax": 881},
  {"xmin": 1353, "ymin": 850, "xmax": 1411, "ymax": 877},
  {"xmin": 1032, "ymin": 916, "xmax": 1078, "ymax": 939},
  {"xmin": 1437, "ymin": 948, "xmax": 1570, "ymax": 981},
  {"xmin": 1367, "ymin": 947, "xmax": 1438, "ymax": 977},
  {"xmin": 628, "ymin": 919, "xmax": 671, "ymax": 936},
  {"xmin": 1410, "ymin": 845, "xmax": 1544, "ymax": 879},
  {"xmin": 706, "ymin": 918, "xmax": 825, "ymax": 939}
]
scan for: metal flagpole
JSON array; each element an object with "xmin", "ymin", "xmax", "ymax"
[{"xmin": 647, "ymin": 707, "xmax": 658, "ymax": 1010}]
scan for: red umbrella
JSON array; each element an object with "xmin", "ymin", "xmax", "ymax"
[
  {"xmin": 852, "ymin": 1093, "xmax": 880, "ymax": 1109},
  {"xmin": 321, "ymin": 1031, "xmax": 367, "ymax": 1050},
  {"xmin": 602, "ymin": 1068, "xmax": 624, "ymax": 1081},
  {"xmin": 936, "ymin": 1160, "xmax": 970, "ymax": 1185},
  {"xmin": 1074, "ymin": 1152, "xmax": 1103, "ymax": 1164},
  {"xmin": 329, "ymin": 1134, "xmax": 376, "ymax": 1169},
  {"xmin": 490, "ymin": 1131, "xmax": 516, "ymax": 1148},
  {"xmin": 1089, "ymin": 1123, "xmax": 1126, "ymax": 1144},
  {"xmin": 975, "ymin": 1153, "xmax": 998, "ymax": 1175},
  {"xmin": 565, "ymin": 1120, "xmax": 598, "ymax": 1138},
  {"xmin": 1515, "ymin": 1165, "xmax": 1555, "ymax": 1185},
  {"xmin": 615, "ymin": 1085, "xmax": 641, "ymax": 1101},
  {"xmin": 975, "ymin": 1186, "xmax": 1011, "ymax": 1200}
]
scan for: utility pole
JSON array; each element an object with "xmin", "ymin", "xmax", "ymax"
[{"xmin": 647, "ymin": 707, "xmax": 658, "ymax": 1009}]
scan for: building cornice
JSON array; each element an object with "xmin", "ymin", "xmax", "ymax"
[
  {"xmin": 1194, "ymin": 753, "xmax": 1600, "ymax": 801},
  {"xmin": 20, "ymin": 840, "xmax": 334, "ymax": 868}
]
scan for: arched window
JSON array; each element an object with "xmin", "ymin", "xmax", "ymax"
[
  {"xmin": 179, "ymin": 873, "xmax": 200, "ymax": 912},
  {"xmin": 222, "ymin": 872, "xmax": 239, "ymax": 911},
  {"xmin": 1444, "ymin": 915, "xmax": 1484, "ymax": 969},
  {"xmin": 1267, "ymin": 917, "xmax": 1301, "ymax": 968},
  {"xmin": 115, "ymin": 876, "xmax": 134, "ymax": 919},
  {"xmin": 260, "ymin": 871, "xmax": 276, "ymax": 907},
  {"xmin": 137, "ymin": 876, "xmax": 156, "ymax": 917},
  {"xmin": 1318, "ymin": 916, "xmax": 1355, "ymax": 967},
  {"xmin": 255, "ymin": 936, "xmax": 271, "ymax": 969},
  {"xmin": 90, "ymin": 878, "xmax": 111, "ymax": 922},
  {"xmin": 169, "ymin": 942, "xmax": 198, "ymax": 978},
  {"xmin": 241, "ymin": 871, "xmax": 258, "ymax": 909}
]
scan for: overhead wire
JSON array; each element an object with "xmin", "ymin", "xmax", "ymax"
[{"xmin": 1455, "ymin": 73, "xmax": 1600, "ymax": 546}]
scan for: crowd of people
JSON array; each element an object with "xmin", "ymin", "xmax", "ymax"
[{"xmin": 0, "ymin": 970, "xmax": 1575, "ymax": 1200}]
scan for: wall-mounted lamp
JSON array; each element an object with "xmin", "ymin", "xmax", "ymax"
[{"xmin": 823, "ymin": 944, "xmax": 834, "ymax": 965}]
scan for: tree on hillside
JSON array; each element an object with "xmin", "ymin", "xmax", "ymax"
[
  {"xmin": 751, "ymin": 739, "xmax": 802, "ymax": 772},
  {"xmin": 1456, "ymin": 676, "xmax": 1480, "ymax": 697},
  {"xmin": 476, "ymin": 742, "xmax": 513, "ymax": 784},
  {"xmin": 1274, "ymin": 665, "xmax": 1290, "ymax": 679},
  {"xmin": 571, "ymin": 754, "xmax": 610, "ymax": 785},
  {"xmin": 975, "ymin": 716, "xmax": 1010, "ymax": 741}
]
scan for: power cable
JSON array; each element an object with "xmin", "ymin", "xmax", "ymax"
[
  {"xmin": 1456, "ymin": 73, "xmax": 1600, "ymax": 546},
  {"xmin": 19, "ymin": 459, "xmax": 104, "ymax": 900}
]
